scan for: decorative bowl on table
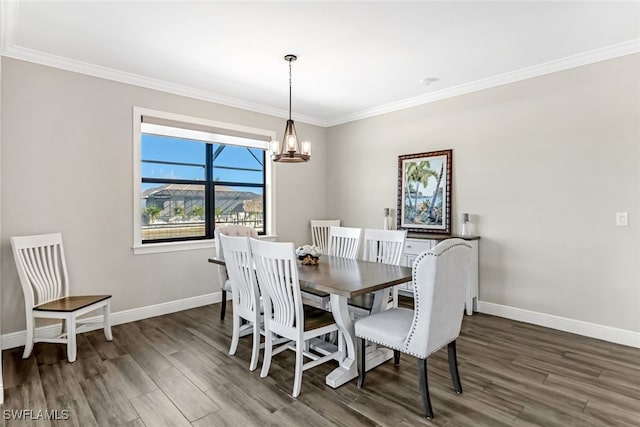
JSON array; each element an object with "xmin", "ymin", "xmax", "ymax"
[{"xmin": 296, "ymin": 245, "xmax": 321, "ymax": 266}]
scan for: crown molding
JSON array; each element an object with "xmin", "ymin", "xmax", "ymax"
[
  {"xmin": 0, "ymin": 44, "xmax": 328, "ymax": 128},
  {"xmin": 325, "ymin": 39, "xmax": 640, "ymax": 127},
  {"xmin": 0, "ymin": 0, "xmax": 18, "ymax": 53},
  {"xmin": 1, "ymin": 0, "xmax": 637, "ymax": 130}
]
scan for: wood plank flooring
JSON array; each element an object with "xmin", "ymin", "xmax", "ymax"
[{"xmin": 2, "ymin": 298, "xmax": 640, "ymax": 426}]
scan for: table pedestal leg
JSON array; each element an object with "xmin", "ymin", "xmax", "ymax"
[
  {"xmin": 326, "ymin": 294, "xmax": 356, "ymax": 387},
  {"xmin": 325, "ymin": 292, "xmax": 394, "ymax": 388}
]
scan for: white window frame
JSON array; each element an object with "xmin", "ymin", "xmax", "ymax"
[{"xmin": 132, "ymin": 107, "xmax": 277, "ymax": 255}]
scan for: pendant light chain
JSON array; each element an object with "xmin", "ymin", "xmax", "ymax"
[{"xmin": 288, "ymin": 59, "xmax": 292, "ymax": 120}]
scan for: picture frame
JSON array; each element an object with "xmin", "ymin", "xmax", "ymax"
[{"xmin": 397, "ymin": 149, "xmax": 452, "ymax": 234}]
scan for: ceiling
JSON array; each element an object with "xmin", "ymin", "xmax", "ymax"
[{"xmin": 1, "ymin": 1, "xmax": 639, "ymax": 126}]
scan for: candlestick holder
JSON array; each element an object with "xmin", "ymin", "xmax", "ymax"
[
  {"xmin": 460, "ymin": 213, "xmax": 470, "ymax": 236},
  {"xmin": 383, "ymin": 208, "xmax": 392, "ymax": 230}
]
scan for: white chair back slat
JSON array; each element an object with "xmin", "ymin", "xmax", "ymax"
[
  {"xmin": 272, "ymin": 259, "xmax": 294, "ymax": 327},
  {"xmin": 23, "ymin": 245, "xmax": 58, "ymax": 304},
  {"xmin": 11, "ymin": 233, "xmax": 68, "ymax": 308},
  {"xmin": 18, "ymin": 249, "xmax": 40, "ymax": 305},
  {"xmin": 39, "ymin": 246, "xmax": 54, "ymax": 299},
  {"xmin": 215, "ymin": 225, "xmax": 259, "ymax": 287},
  {"xmin": 219, "ymin": 235, "xmax": 259, "ymax": 316},
  {"xmin": 250, "ymin": 239, "xmax": 303, "ymax": 332},
  {"xmin": 404, "ymin": 239, "xmax": 471, "ymax": 358},
  {"xmin": 310, "ymin": 220, "xmax": 341, "ymax": 254},
  {"xmin": 327, "ymin": 226, "xmax": 361, "ymax": 260},
  {"xmin": 43, "ymin": 245, "xmax": 61, "ymax": 302},
  {"xmin": 23, "ymin": 248, "xmax": 46, "ymax": 300},
  {"xmin": 363, "ymin": 229, "xmax": 407, "ymax": 265},
  {"xmin": 41, "ymin": 246, "xmax": 57, "ymax": 302}
]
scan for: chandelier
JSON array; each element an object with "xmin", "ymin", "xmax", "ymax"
[{"xmin": 271, "ymin": 54, "xmax": 311, "ymax": 163}]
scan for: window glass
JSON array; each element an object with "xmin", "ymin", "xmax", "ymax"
[
  {"xmin": 142, "ymin": 134, "xmax": 206, "ymax": 180},
  {"xmin": 139, "ymin": 123, "xmax": 266, "ymax": 244},
  {"xmin": 141, "ymin": 183, "xmax": 206, "ymax": 241},
  {"xmin": 214, "ymin": 185, "xmax": 264, "ymax": 233},
  {"xmin": 212, "ymin": 145, "xmax": 264, "ymax": 184}
]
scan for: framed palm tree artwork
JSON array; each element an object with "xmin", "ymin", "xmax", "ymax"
[{"xmin": 397, "ymin": 149, "xmax": 452, "ymax": 234}]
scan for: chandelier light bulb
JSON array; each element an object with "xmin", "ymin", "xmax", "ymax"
[
  {"xmin": 301, "ymin": 141, "xmax": 311, "ymax": 156},
  {"xmin": 287, "ymin": 135, "xmax": 297, "ymax": 150},
  {"xmin": 270, "ymin": 140, "xmax": 279, "ymax": 154}
]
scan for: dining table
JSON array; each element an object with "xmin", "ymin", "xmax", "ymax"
[{"xmin": 209, "ymin": 254, "xmax": 413, "ymax": 388}]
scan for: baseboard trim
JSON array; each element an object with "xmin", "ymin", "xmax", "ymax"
[
  {"xmin": 5, "ymin": 294, "xmax": 636, "ymax": 351},
  {"xmin": 477, "ymin": 301, "xmax": 640, "ymax": 348},
  {"xmin": 1, "ymin": 291, "xmax": 227, "ymax": 350}
]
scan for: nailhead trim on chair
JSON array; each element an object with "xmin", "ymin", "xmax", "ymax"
[
  {"xmin": 354, "ymin": 333, "xmax": 403, "ymax": 352},
  {"xmin": 403, "ymin": 241, "xmax": 470, "ymax": 358},
  {"xmin": 355, "ymin": 332, "xmax": 454, "ymax": 359}
]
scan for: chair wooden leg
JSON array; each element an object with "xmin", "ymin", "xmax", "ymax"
[
  {"xmin": 220, "ymin": 290, "xmax": 227, "ymax": 320},
  {"xmin": 394, "ymin": 350, "xmax": 400, "ymax": 366},
  {"xmin": 60, "ymin": 318, "xmax": 67, "ymax": 336},
  {"xmin": 103, "ymin": 300, "xmax": 113, "ymax": 341},
  {"xmin": 23, "ymin": 314, "xmax": 35, "ymax": 359},
  {"xmin": 418, "ymin": 358, "xmax": 434, "ymax": 419},
  {"xmin": 448, "ymin": 340, "xmax": 463, "ymax": 394},
  {"xmin": 260, "ymin": 331, "xmax": 273, "ymax": 378},
  {"xmin": 67, "ymin": 314, "xmax": 77, "ymax": 363},
  {"xmin": 249, "ymin": 320, "xmax": 260, "ymax": 371},
  {"xmin": 229, "ymin": 312, "xmax": 240, "ymax": 356},
  {"xmin": 292, "ymin": 340, "xmax": 304, "ymax": 398},
  {"xmin": 357, "ymin": 337, "xmax": 366, "ymax": 388}
]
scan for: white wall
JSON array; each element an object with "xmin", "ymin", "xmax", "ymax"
[
  {"xmin": 0, "ymin": 55, "xmax": 4, "ymax": 401},
  {"xmin": 327, "ymin": 54, "xmax": 640, "ymax": 333},
  {"xmin": 0, "ymin": 58, "xmax": 327, "ymax": 334},
  {"xmin": 2, "ymin": 54, "xmax": 638, "ymax": 341}
]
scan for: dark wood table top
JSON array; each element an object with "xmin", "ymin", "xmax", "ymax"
[{"xmin": 208, "ymin": 255, "xmax": 412, "ymax": 298}]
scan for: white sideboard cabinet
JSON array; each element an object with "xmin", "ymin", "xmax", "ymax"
[{"xmin": 399, "ymin": 234, "xmax": 480, "ymax": 315}]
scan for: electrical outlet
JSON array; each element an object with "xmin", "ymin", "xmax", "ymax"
[{"xmin": 616, "ymin": 212, "xmax": 629, "ymax": 226}]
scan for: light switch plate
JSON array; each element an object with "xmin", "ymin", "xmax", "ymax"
[{"xmin": 616, "ymin": 212, "xmax": 629, "ymax": 226}]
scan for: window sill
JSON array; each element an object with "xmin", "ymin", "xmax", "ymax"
[{"xmin": 133, "ymin": 234, "xmax": 278, "ymax": 255}]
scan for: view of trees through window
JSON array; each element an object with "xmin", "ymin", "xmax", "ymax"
[{"xmin": 141, "ymin": 132, "xmax": 266, "ymax": 242}]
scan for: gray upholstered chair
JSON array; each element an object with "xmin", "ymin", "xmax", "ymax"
[
  {"xmin": 354, "ymin": 238, "xmax": 472, "ymax": 419},
  {"xmin": 214, "ymin": 225, "xmax": 259, "ymax": 320}
]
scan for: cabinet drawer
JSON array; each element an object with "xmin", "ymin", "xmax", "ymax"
[{"xmin": 403, "ymin": 239, "xmax": 433, "ymax": 255}]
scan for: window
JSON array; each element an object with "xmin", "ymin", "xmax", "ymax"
[{"xmin": 133, "ymin": 108, "xmax": 275, "ymax": 252}]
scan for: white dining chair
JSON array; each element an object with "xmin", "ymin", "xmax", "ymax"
[
  {"xmin": 310, "ymin": 220, "xmax": 341, "ymax": 254},
  {"xmin": 214, "ymin": 225, "xmax": 259, "ymax": 320},
  {"xmin": 348, "ymin": 229, "xmax": 407, "ymax": 315},
  {"xmin": 11, "ymin": 233, "xmax": 112, "ymax": 363},
  {"xmin": 355, "ymin": 238, "xmax": 471, "ymax": 419},
  {"xmin": 362, "ymin": 229, "xmax": 407, "ymax": 265},
  {"xmin": 250, "ymin": 238, "xmax": 342, "ymax": 398},
  {"xmin": 219, "ymin": 234, "xmax": 262, "ymax": 371},
  {"xmin": 327, "ymin": 226, "xmax": 361, "ymax": 259},
  {"xmin": 363, "ymin": 228, "xmax": 407, "ymax": 308}
]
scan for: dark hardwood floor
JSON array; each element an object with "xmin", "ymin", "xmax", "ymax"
[{"xmin": 2, "ymin": 298, "xmax": 640, "ymax": 426}]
